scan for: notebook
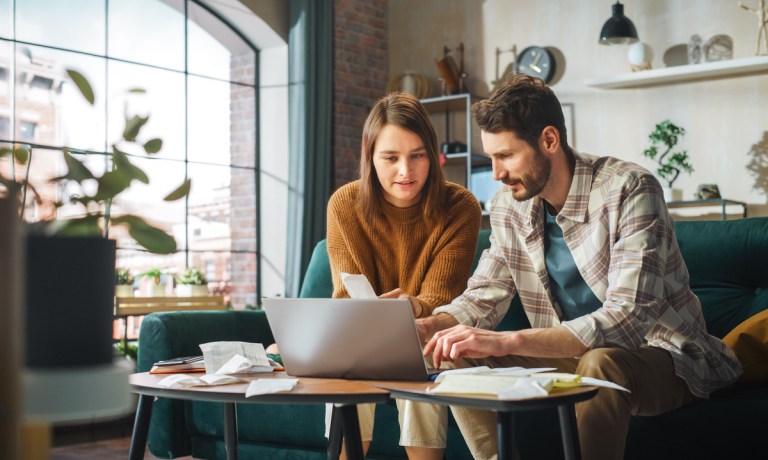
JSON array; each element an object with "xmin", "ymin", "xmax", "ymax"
[{"xmin": 262, "ymin": 297, "xmax": 436, "ymax": 381}]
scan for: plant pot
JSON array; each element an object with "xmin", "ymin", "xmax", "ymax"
[
  {"xmin": 662, "ymin": 187, "xmax": 683, "ymax": 202},
  {"xmin": 25, "ymin": 234, "xmax": 116, "ymax": 368},
  {"xmin": 115, "ymin": 285, "xmax": 134, "ymax": 297},
  {"xmin": 176, "ymin": 284, "xmax": 209, "ymax": 297},
  {"xmin": 149, "ymin": 284, "xmax": 165, "ymax": 297}
]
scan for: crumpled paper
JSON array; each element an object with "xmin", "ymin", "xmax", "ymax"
[
  {"xmin": 158, "ymin": 373, "xmax": 243, "ymax": 389},
  {"xmin": 245, "ymin": 378, "xmax": 299, "ymax": 397}
]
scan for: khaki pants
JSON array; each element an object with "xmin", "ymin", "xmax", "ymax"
[
  {"xmin": 451, "ymin": 346, "xmax": 696, "ymax": 460},
  {"xmin": 325, "ymin": 400, "xmax": 448, "ymax": 448}
]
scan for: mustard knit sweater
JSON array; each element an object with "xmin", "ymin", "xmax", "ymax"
[{"xmin": 326, "ymin": 181, "xmax": 482, "ymax": 317}]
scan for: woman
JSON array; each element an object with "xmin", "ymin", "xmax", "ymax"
[{"xmin": 326, "ymin": 92, "xmax": 481, "ymax": 459}]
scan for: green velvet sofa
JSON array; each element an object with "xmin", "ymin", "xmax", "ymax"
[{"xmin": 137, "ymin": 218, "xmax": 768, "ymax": 459}]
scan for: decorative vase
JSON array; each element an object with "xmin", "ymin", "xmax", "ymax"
[
  {"xmin": 25, "ymin": 235, "xmax": 116, "ymax": 368},
  {"xmin": 149, "ymin": 284, "xmax": 165, "ymax": 297},
  {"xmin": 177, "ymin": 284, "xmax": 208, "ymax": 297},
  {"xmin": 115, "ymin": 285, "xmax": 134, "ymax": 297}
]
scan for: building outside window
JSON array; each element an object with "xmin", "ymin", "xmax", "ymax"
[{"xmin": 0, "ymin": 0, "xmax": 290, "ymax": 311}]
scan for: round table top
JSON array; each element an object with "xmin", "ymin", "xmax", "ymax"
[{"xmin": 130, "ymin": 371, "xmax": 391, "ymax": 405}]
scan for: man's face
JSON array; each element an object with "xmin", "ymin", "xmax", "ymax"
[{"xmin": 481, "ymin": 130, "xmax": 551, "ymax": 201}]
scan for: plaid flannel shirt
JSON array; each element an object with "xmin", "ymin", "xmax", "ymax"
[{"xmin": 434, "ymin": 152, "xmax": 742, "ymax": 398}]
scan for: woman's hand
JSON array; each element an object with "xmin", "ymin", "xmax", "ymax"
[{"xmin": 379, "ymin": 288, "xmax": 423, "ymax": 317}]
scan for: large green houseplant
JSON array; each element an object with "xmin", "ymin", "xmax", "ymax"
[
  {"xmin": 1, "ymin": 70, "xmax": 191, "ymax": 367},
  {"xmin": 642, "ymin": 120, "xmax": 694, "ymax": 201}
]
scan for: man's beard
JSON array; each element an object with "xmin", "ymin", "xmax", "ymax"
[{"xmin": 501, "ymin": 148, "xmax": 552, "ymax": 202}]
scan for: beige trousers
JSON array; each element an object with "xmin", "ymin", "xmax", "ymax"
[
  {"xmin": 325, "ymin": 400, "xmax": 447, "ymax": 448},
  {"xmin": 451, "ymin": 346, "xmax": 697, "ymax": 460}
]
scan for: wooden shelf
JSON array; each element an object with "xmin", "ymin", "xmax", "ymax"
[{"xmin": 585, "ymin": 55, "xmax": 768, "ymax": 89}]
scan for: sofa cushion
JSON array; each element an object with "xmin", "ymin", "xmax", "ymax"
[
  {"xmin": 722, "ymin": 309, "xmax": 768, "ymax": 383},
  {"xmin": 299, "ymin": 240, "xmax": 333, "ymax": 298},
  {"xmin": 674, "ymin": 218, "xmax": 768, "ymax": 338}
]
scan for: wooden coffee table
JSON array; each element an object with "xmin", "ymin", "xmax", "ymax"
[
  {"xmin": 128, "ymin": 372, "xmax": 390, "ymax": 460},
  {"xmin": 373, "ymin": 380, "xmax": 599, "ymax": 460}
]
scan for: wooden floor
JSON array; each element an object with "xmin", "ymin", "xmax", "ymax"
[{"xmin": 50, "ymin": 414, "xmax": 194, "ymax": 460}]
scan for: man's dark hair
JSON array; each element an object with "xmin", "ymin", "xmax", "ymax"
[{"xmin": 472, "ymin": 74, "xmax": 568, "ymax": 149}]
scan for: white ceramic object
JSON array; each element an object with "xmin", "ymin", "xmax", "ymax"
[
  {"xmin": 115, "ymin": 285, "xmax": 134, "ymax": 297},
  {"xmin": 662, "ymin": 187, "xmax": 683, "ymax": 202},
  {"xmin": 177, "ymin": 284, "xmax": 208, "ymax": 297},
  {"xmin": 628, "ymin": 42, "xmax": 654, "ymax": 69}
]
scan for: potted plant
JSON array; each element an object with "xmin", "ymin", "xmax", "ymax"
[
  {"xmin": 642, "ymin": 120, "xmax": 694, "ymax": 202},
  {"xmin": 176, "ymin": 267, "xmax": 209, "ymax": 297},
  {"xmin": 115, "ymin": 267, "xmax": 135, "ymax": 297},
  {"xmin": 0, "ymin": 70, "xmax": 191, "ymax": 368},
  {"xmin": 138, "ymin": 268, "xmax": 166, "ymax": 297}
]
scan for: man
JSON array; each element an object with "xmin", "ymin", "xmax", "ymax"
[{"xmin": 417, "ymin": 74, "xmax": 742, "ymax": 460}]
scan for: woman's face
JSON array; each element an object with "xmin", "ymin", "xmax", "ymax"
[{"xmin": 372, "ymin": 124, "xmax": 431, "ymax": 208}]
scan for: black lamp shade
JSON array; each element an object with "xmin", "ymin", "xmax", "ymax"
[{"xmin": 599, "ymin": 1, "xmax": 639, "ymax": 45}]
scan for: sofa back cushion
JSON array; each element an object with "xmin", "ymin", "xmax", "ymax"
[
  {"xmin": 674, "ymin": 218, "xmax": 768, "ymax": 338},
  {"xmin": 298, "ymin": 218, "xmax": 768, "ymax": 339}
]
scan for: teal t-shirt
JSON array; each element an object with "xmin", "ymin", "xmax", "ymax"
[{"xmin": 543, "ymin": 209, "xmax": 603, "ymax": 321}]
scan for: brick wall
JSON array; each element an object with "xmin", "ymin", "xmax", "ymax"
[
  {"xmin": 332, "ymin": 0, "xmax": 388, "ymax": 190},
  {"xmin": 229, "ymin": 53, "xmax": 258, "ymax": 308}
]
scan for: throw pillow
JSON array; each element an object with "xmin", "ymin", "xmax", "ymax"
[{"xmin": 722, "ymin": 309, "xmax": 768, "ymax": 384}]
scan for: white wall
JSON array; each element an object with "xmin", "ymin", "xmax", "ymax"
[{"xmin": 389, "ymin": 0, "xmax": 768, "ymax": 216}]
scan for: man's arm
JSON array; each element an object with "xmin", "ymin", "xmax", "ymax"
[{"xmin": 424, "ymin": 324, "xmax": 589, "ymax": 368}]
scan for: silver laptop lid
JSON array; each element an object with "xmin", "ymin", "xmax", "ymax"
[{"xmin": 263, "ymin": 298, "xmax": 430, "ymax": 381}]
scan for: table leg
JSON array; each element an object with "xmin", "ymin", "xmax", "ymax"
[
  {"xmin": 223, "ymin": 402, "xmax": 239, "ymax": 460},
  {"xmin": 128, "ymin": 394, "xmax": 154, "ymax": 460},
  {"xmin": 327, "ymin": 405, "xmax": 343, "ymax": 459},
  {"xmin": 339, "ymin": 404, "xmax": 364, "ymax": 460},
  {"xmin": 557, "ymin": 404, "xmax": 581, "ymax": 460},
  {"xmin": 496, "ymin": 411, "xmax": 515, "ymax": 460}
]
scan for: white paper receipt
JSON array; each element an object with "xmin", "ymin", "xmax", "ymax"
[{"xmin": 340, "ymin": 272, "xmax": 377, "ymax": 299}]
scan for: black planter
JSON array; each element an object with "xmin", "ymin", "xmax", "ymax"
[{"xmin": 25, "ymin": 235, "xmax": 116, "ymax": 368}]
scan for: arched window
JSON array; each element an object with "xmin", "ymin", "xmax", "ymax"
[{"xmin": 0, "ymin": 0, "xmax": 287, "ymax": 309}]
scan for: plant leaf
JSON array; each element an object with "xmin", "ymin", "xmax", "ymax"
[
  {"xmin": 62, "ymin": 150, "xmax": 95, "ymax": 182},
  {"xmin": 66, "ymin": 69, "xmax": 95, "ymax": 105},
  {"xmin": 112, "ymin": 148, "xmax": 149, "ymax": 184},
  {"xmin": 12, "ymin": 146, "xmax": 30, "ymax": 164},
  {"xmin": 51, "ymin": 215, "xmax": 103, "ymax": 237},
  {"xmin": 128, "ymin": 88, "xmax": 146, "ymax": 93},
  {"xmin": 143, "ymin": 138, "xmax": 163, "ymax": 154},
  {"xmin": 113, "ymin": 215, "xmax": 177, "ymax": 254},
  {"xmin": 94, "ymin": 170, "xmax": 131, "ymax": 201},
  {"xmin": 123, "ymin": 115, "xmax": 149, "ymax": 142},
  {"xmin": 164, "ymin": 178, "xmax": 191, "ymax": 201}
]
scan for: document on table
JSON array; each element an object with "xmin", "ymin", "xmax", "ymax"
[
  {"xmin": 158, "ymin": 373, "xmax": 244, "ymax": 389},
  {"xmin": 430, "ymin": 366, "xmax": 630, "ymax": 398},
  {"xmin": 340, "ymin": 272, "xmax": 377, "ymax": 299},
  {"xmin": 429, "ymin": 374, "xmax": 553, "ymax": 400},
  {"xmin": 199, "ymin": 341, "xmax": 277, "ymax": 375}
]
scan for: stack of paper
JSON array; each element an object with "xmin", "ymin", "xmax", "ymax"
[{"xmin": 429, "ymin": 366, "xmax": 629, "ymax": 399}]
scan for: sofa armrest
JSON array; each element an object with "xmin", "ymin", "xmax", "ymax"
[
  {"xmin": 137, "ymin": 309, "xmax": 274, "ymax": 373},
  {"xmin": 136, "ymin": 309, "xmax": 274, "ymax": 459}
]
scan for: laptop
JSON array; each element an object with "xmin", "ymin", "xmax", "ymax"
[{"xmin": 262, "ymin": 297, "xmax": 436, "ymax": 381}]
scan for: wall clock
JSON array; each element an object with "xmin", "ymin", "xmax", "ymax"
[{"xmin": 517, "ymin": 46, "xmax": 556, "ymax": 83}]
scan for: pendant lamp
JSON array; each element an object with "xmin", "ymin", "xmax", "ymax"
[{"xmin": 599, "ymin": 1, "xmax": 639, "ymax": 45}]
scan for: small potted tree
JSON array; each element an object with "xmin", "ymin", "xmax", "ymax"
[
  {"xmin": 115, "ymin": 267, "xmax": 135, "ymax": 297},
  {"xmin": 643, "ymin": 120, "xmax": 694, "ymax": 202},
  {"xmin": 176, "ymin": 267, "xmax": 209, "ymax": 297},
  {"xmin": 138, "ymin": 268, "xmax": 165, "ymax": 297}
]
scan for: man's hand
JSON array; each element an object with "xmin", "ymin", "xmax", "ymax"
[
  {"xmin": 424, "ymin": 325, "xmax": 513, "ymax": 368},
  {"xmin": 379, "ymin": 288, "xmax": 422, "ymax": 317},
  {"xmin": 424, "ymin": 325, "xmax": 591, "ymax": 368}
]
